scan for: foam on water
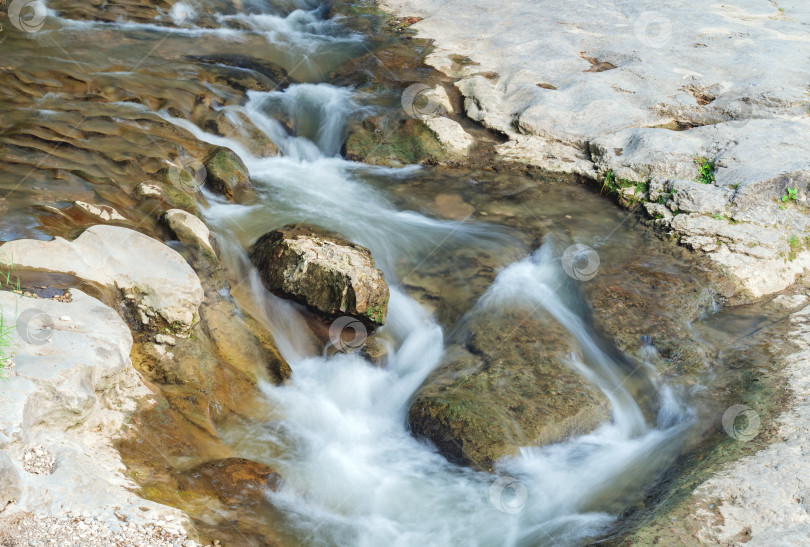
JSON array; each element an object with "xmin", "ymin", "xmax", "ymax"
[{"xmin": 121, "ymin": 3, "xmax": 699, "ymax": 544}]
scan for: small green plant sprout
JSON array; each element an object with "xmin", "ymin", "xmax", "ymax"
[
  {"xmin": 656, "ymin": 188, "xmax": 676, "ymax": 205},
  {"xmin": 713, "ymin": 213, "xmax": 725, "ymax": 220},
  {"xmin": 0, "ymin": 253, "xmax": 21, "ymax": 292},
  {"xmin": 694, "ymin": 156, "xmax": 716, "ymax": 185},
  {"xmin": 782, "ymin": 187, "xmax": 798, "ymax": 202},
  {"xmin": 601, "ymin": 169, "xmax": 617, "ymax": 194}
]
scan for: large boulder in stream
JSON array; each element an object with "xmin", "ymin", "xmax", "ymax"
[
  {"xmin": 408, "ymin": 309, "xmax": 611, "ymax": 470},
  {"xmin": 204, "ymin": 146, "xmax": 250, "ymax": 200},
  {"xmin": 250, "ymin": 225, "xmax": 390, "ymax": 327}
]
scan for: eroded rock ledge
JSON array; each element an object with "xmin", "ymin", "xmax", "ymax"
[{"xmin": 379, "ymin": 0, "xmax": 810, "ymax": 299}]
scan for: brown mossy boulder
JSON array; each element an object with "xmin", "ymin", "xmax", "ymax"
[
  {"xmin": 250, "ymin": 224, "xmax": 390, "ymax": 327},
  {"xmin": 204, "ymin": 146, "xmax": 250, "ymax": 200},
  {"xmin": 408, "ymin": 309, "xmax": 610, "ymax": 470},
  {"xmin": 344, "ymin": 115, "xmax": 448, "ymax": 167}
]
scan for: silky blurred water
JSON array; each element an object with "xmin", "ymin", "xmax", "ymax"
[{"xmin": 1, "ymin": 1, "xmax": 786, "ymax": 545}]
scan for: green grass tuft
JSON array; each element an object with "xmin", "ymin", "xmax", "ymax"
[
  {"xmin": 694, "ymin": 156, "xmax": 716, "ymax": 185},
  {"xmin": 782, "ymin": 187, "xmax": 798, "ymax": 203}
]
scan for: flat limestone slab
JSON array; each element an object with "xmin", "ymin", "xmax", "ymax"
[
  {"xmin": 0, "ymin": 225, "xmax": 203, "ymax": 330},
  {"xmin": 380, "ymin": 0, "xmax": 810, "ymax": 298},
  {"xmin": 0, "ymin": 290, "xmax": 189, "ymax": 531}
]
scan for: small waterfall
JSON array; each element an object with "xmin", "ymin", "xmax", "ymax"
[
  {"xmin": 171, "ymin": 87, "xmax": 696, "ymax": 544},
  {"xmin": 63, "ymin": 1, "xmax": 703, "ymax": 544}
]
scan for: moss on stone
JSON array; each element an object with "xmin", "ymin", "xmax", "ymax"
[{"xmin": 345, "ymin": 117, "xmax": 449, "ymax": 166}]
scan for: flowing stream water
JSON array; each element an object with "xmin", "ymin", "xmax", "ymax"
[
  {"xmin": 1, "ymin": 1, "xmax": 793, "ymax": 545},
  {"xmin": 151, "ymin": 4, "xmax": 700, "ymax": 545}
]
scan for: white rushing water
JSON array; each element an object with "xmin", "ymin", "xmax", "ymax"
[
  {"xmin": 175, "ymin": 87, "xmax": 696, "ymax": 545},
  {"xmin": 59, "ymin": 1, "xmax": 699, "ymax": 544}
]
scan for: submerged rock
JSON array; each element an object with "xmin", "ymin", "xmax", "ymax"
[
  {"xmin": 181, "ymin": 458, "xmax": 280, "ymax": 505},
  {"xmin": 0, "ymin": 225, "xmax": 203, "ymax": 332},
  {"xmin": 204, "ymin": 147, "xmax": 250, "ymax": 200},
  {"xmin": 408, "ymin": 309, "xmax": 610, "ymax": 469},
  {"xmin": 250, "ymin": 225, "xmax": 389, "ymax": 327}
]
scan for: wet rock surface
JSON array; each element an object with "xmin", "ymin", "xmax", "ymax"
[
  {"xmin": 409, "ymin": 309, "xmax": 610, "ymax": 469},
  {"xmin": 250, "ymin": 225, "xmax": 390, "ymax": 327},
  {"xmin": 180, "ymin": 458, "xmax": 280, "ymax": 506},
  {"xmin": 204, "ymin": 147, "xmax": 251, "ymax": 201}
]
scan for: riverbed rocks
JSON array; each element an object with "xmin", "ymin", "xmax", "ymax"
[
  {"xmin": 72, "ymin": 201, "xmax": 129, "ymax": 223},
  {"xmin": 163, "ymin": 209, "xmax": 216, "ymax": 256},
  {"xmin": 0, "ymin": 225, "xmax": 204, "ymax": 333},
  {"xmin": 250, "ymin": 225, "xmax": 390, "ymax": 327},
  {"xmin": 424, "ymin": 117, "xmax": 473, "ymax": 155},
  {"xmin": 408, "ymin": 309, "xmax": 610, "ymax": 469},
  {"xmin": 204, "ymin": 146, "xmax": 250, "ymax": 200},
  {"xmin": 181, "ymin": 458, "xmax": 280, "ymax": 506},
  {"xmin": 344, "ymin": 116, "xmax": 449, "ymax": 166},
  {"xmin": 379, "ymin": 0, "xmax": 810, "ymax": 299}
]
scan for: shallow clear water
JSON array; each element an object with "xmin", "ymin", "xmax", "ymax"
[
  {"xmin": 0, "ymin": 1, "xmax": 789, "ymax": 545},
  {"xmin": 150, "ymin": 12, "xmax": 704, "ymax": 541}
]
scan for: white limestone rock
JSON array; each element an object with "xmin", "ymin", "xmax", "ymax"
[
  {"xmin": 0, "ymin": 451, "xmax": 21, "ymax": 510},
  {"xmin": 379, "ymin": 0, "xmax": 810, "ymax": 299},
  {"xmin": 0, "ymin": 225, "xmax": 203, "ymax": 331},
  {"xmin": 424, "ymin": 117, "xmax": 473, "ymax": 154},
  {"xmin": 73, "ymin": 201, "xmax": 128, "ymax": 223},
  {"xmin": 0, "ymin": 290, "xmax": 188, "ymax": 529},
  {"xmin": 163, "ymin": 209, "xmax": 216, "ymax": 256}
]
